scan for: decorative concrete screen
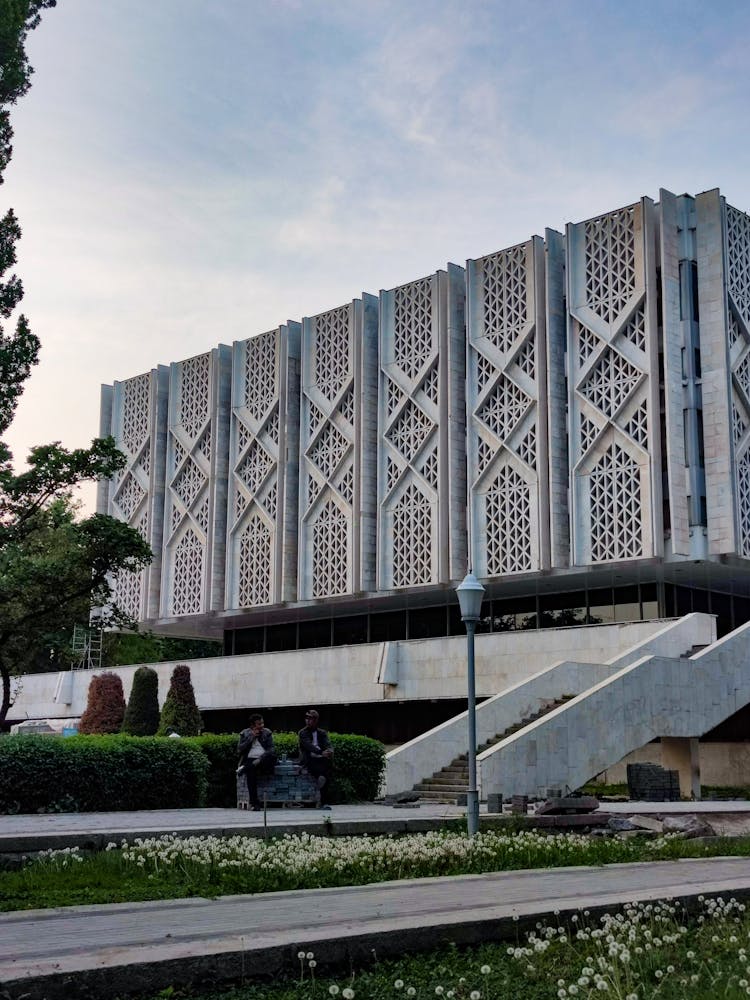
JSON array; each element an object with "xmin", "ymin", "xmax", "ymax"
[
  {"xmin": 696, "ymin": 190, "xmax": 750, "ymax": 557},
  {"xmin": 466, "ymin": 238, "xmax": 550, "ymax": 577},
  {"xmin": 98, "ymin": 367, "xmax": 169, "ymax": 619},
  {"xmin": 298, "ymin": 297, "xmax": 378, "ymax": 599},
  {"xmin": 377, "ymin": 266, "xmax": 467, "ymax": 589},
  {"xmin": 566, "ymin": 199, "xmax": 661, "ymax": 565},
  {"xmin": 225, "ymin": 325, "xmax": 301, "ymax": 609},
  {"xmin": 161, "ymin": 348, "xmax": 232, "ymax": 617}
]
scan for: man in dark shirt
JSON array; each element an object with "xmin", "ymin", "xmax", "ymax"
[
  {"xmin": 298, "ymin": 709, "xmax": 333, "ymax": 809},
  {"xmin": 237, "ymin": 713, "xmax": 276, "ymax": 811}
]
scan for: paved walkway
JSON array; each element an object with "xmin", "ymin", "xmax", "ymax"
[
  {"xmin": 3, "ymin": 800, "xmax": 750, "ymax": 854},
  {"xmin": 3, "ymin": 857, "xmax": 750, "ymax": 999}
]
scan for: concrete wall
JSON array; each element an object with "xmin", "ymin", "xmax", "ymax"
[
  {"xmin": 9, "ymin": 619, "xmax": 669, "ymax": 725},
  {"xmin": 596, "ymin": 742, "xmax": 750, "ymax": 788}
]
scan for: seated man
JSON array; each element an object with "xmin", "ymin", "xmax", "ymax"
[
  {"xmin": 237, "ymin": 713, "xmax": 276, "ymax": 811},
  {"xmin": 298, "ymin": 709, "xmax": 333, "ymax": 809}
]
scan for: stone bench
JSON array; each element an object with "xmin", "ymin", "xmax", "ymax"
[{"xmin": 237, "ymin": 757, "xmax": 319, "ymax": 809}]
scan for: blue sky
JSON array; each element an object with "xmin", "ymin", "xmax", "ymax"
[{"xmin": 5, "ymin": 0, "xmax": 750, "ymax": 505}]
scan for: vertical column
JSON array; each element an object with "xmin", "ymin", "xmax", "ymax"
[
  {"xmin": 298, "ymin": 296, "xmax": 378, "ymax": 600},
  {"xmin": 698, "ymin": 190, "xmax": 750, "ymax": 556},
  {"xmin": 161, "ymin": 347, "xmax": 231, "ymax": 618},
  {"xmin": 567, "ymin": 198, "xmax": 661, "ymax": 565},
  {"xmin": 377, "ymin": 267, "xmax": 466, "ymax": 590},
  {"xmin": 466, "ymin": 238, "xmax": 549, "ymax": 578},
  {"xmin": 225, "ymin": 324, "xmax": 301, "ymax": 609},
  {"xmin": 105, "ymin": 367, "xmax": 169, "ymax": 621},
  {"xmin": 545, "ymin": 229, "xmax": 569, "ymax": 568},
  {"xmin": 96, "ymin": 384, "xmax": 114, "ymax": 517},
  {"xmin": 659, "ymin": 190, "xmax": 692, "ymax": 556}
]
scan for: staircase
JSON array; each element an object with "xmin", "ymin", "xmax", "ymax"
[{"xmin": 411, "ymin": 696, "xmax": 574, "ymax": 803}]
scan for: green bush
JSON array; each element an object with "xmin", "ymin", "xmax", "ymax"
[
  {"xmin": 0, "ymin": 735, "xmax": 208, "ymax": 814},
  {"xmin": 184, "ymin": 731, "xmax": 385, "ymax": 807},
  {"xmin": 157, "ymin": 664, "xmax": 202, "ymax": 736},
  {"xmin": 121, "ymin": 665, "xmax": 160, "ymax": 736},
  {"xmin": 0, "ymin": 730, "xmax": 384, "ymax": 813}
]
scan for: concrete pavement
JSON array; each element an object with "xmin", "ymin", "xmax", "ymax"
[
  {"xmin": 3, "ymin": 857, "xmax": 750, "ymax": 999},
  {"xmin": 3, "ymin": 800, "xmax": 750, "ymax": 855}
]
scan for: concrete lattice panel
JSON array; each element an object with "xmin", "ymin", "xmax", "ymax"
[
  {"xmin": 225, "ymin": 325, "xmax": 300, "ymax": 609},
  {"xmin": 99, "ymin": 367, "xmax": 169, "ymax": 620},
  {"xmin": 377, "ymin": 266, "xmax": 466, "ymax": 590},
  {"xmin": 466, "ymin": 237, "xmax": 550, "ymax": 579},
  {"xmin": 161, "ymin": 347, "xmax": 231, "ymax": 618},
  {"xmin": 298, "ymin": 296, "xmax": 378, "ymax": 600},
  {"xmin": 567, "ymin": 198, "xmax": 662, "ymax": 566}
]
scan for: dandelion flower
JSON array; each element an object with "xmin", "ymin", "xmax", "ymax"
[
  {"xmin": 394, "ymin": 981, "xmax": 404, "ymax": 990},
  {"xmin": 329, "ymin": 988, "xmax": 340, "ymax": 996},
  {"xmin": 342, "ymin": 990, "xmax": 355, "ymax": 999},
  {"xmin": 480, "ymin": 965, "xmax": 491, "ymax": 975}
]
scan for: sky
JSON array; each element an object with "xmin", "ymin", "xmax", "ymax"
[{"xmin": 5, "ymin": 0, "xmax": 750, "ymax": 510}]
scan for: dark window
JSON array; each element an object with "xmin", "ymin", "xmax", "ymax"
[
  {"xmin": 696, "ymin": 410, "xmax": 705, "ymax": 467},
  {"xmin": 369, "ymin": 610, "xmax": 407, "ymax": 642},
  {"xmin": 614, "ymin": 585, "xmax": 640, "ymax": 622},
  {"xmin": 675, "ymin": 586, "xmax": 693, "ymax": 617},
  {"xmin": 266, "ymin": 622, "xmax": 297, "ymax": 652},
  {"xmin": 538, "ymin": 591, "xmax": 588, "ymax": 628},
  {"xmin": 588, "ymin": 588, "xmax": 614, "ymax": 624},
  {"xmin": 641, "ymin": 582, "xmax": 659, "ymax": 619},
  {"xmin": 691, "ymin": 261, "xmax": 700, "ymax": 322},
  {"xmin": 733, "ymin": 595, "xmax": 750, "ymax": 629},
  {"xmin": 332, "ymin": 615, "xmax": 368, "ymax": 646},
  {"xmin": 233, "ymin": 627, "xmax": 265, "ymax": 655},
  {"xmin": 710, "ymin": 591, "xmax": 732, "ymax": 638},
  {"xmin": 298, "ymin": 618, "xmax": 332, "ymax": 650},
  {"xmin": 408, "ymin": 605, "xmax": 448, "ymax": 639}
]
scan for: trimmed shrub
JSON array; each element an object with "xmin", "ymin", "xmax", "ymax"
[
  {"xmin": 157, "ymin": 664, "xmax": 202, "ymax": 736},
  {"xmin": 0, "ymin": 731, "xmax": 384, "ymax": 813},
  {"xmin": 185, "ymin": 732, "xmax": 385, "ymax": 807},
  {"xmin": 78, "ymin": 672, "xmax": 126, "ymax": 734},
  {"xmin": 0, "ymin": 735, "xmax": 208, "ymax": 814},
  {"xmin": 121, "ymin": 665, "xmax": 159, "ymax": 736}
]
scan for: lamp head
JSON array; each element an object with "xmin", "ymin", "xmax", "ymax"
[{"xmin": 456, "ymin": 572, "xmax": 485, "ymax": 622}]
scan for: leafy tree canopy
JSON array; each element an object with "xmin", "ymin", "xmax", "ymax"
[{"xmin": 0, "ymin": 2, "xmax": 154, "ymax": 727}]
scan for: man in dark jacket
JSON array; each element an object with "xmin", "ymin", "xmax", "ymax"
[
  {"xmin": 298, "ymin": 709, "xmax": 333, "ymax": 809},
  {"xmin": 237, "ymin": 713, "xmax": 276, "ymax": 811}
]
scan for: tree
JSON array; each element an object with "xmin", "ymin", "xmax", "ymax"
[
  {"xmin": 0, "ymin": 2, "xmax": 153, "ymax": 728},
  {"xmin": 158, "ymin": 664, "xmax": 203, "ymax": 736},
  {"xmin": 121, "ymin": 665, "xmax": 160, "ymax": 736},
  {"xmin": 78, "ymin": 671, "xmax": 126, "ymax": 735}
]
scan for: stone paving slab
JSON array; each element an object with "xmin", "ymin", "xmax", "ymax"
[
  {"xmin": 2, "ymin": 858, "xmax": 750, "ymax": 999},
  {"xmin": 2, "ymin": 802, "xmax": 749, "ymax": 855}
]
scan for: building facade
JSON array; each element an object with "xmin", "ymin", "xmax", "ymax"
[{"xmin": 98, "ymin": 188, "xmax": 750, "ymax": 651}]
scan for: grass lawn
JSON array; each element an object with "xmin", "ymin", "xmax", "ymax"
[
  {"xmin": 4, "ymin": 828, "xmax": 750, "ymax": 912},
  {"xmin": 126, "ymin": 895, "xmax": 750, "ymax": 999}
]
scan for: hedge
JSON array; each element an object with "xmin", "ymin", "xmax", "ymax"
[
  {"xmin": 0, "ymin": 731, "xmax": 385, "ymax": 813},
  {"xmin": 186, "ymin": 732, "xmax": 386, "ymax": 807},
  {"xmin": 0, "ymin": 735, "xmax": 208, "ymax": 814}
]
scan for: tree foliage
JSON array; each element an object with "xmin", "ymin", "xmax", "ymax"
[
  {"xmin": 158, "ymin": 664, "xmax": 203, "ymax": 737},
  {"xmin": 78, "ymin": 672, "xmax": 126, "ymax": 735},
  {"xmin": 121, "ymin": 665, "xmax": 160, "ymax": 737},
  {"xmin": 0, "ymin": 2, "xmax": 153, "ymax": 727}
]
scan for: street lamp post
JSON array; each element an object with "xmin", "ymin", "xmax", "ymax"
[{"xmin": 456, "ymin": 572, "xmax": 485, "ymax": 837}]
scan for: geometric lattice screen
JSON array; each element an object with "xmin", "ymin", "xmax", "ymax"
[
  {"xmin": 466, "ymin": 238, "xmax": 548, "ymax": 578},
  {"xmin": 226, "ymin": 325, "xmax": 301, "ymax": 609},
  {"xmin": 378, "ymin": 268, "xmax": 466, "ymax": 589},
  {"xmin": 103, "ymin": 367, "xmax": 168, "ymax": 622},
  {"xmin": 726, "ymin": 204, "xmax": 750, "ymax": 556},
  {"xmin": 161, "ymin": 348, "xmax": 231, "ymax": 617},
  {"xmin": 299, "ymin": 297, "xmax": 378, "ymax": 600},
  {"xmin": 567, "ymin": 200, "xmax": 657, "ymax": 565}
]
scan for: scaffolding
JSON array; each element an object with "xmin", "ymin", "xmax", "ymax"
[{"xmin": 71, "ymin": 624, "xmax": 103, "ymax": 670}]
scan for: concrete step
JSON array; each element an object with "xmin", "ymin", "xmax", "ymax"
[{"xmin": 410, "ymin": 695, "xmax": 577, "ymax": 800}]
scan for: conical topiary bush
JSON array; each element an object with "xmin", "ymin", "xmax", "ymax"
[
  {"xmin": 157, "ymin": 663, "xmax": 203, "ymax": 736},
  {"xmin": 78, "ymin": 672, "xmax": 126, "ymax": 734},
  {"xmin": 121, "ymin": 665, "xmax": 160, "ymax": 736}
]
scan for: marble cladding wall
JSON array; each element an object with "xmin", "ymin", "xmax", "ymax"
[{"xmin": 97, "ymin": 188, "xmax": 749, "ymax": 624}]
